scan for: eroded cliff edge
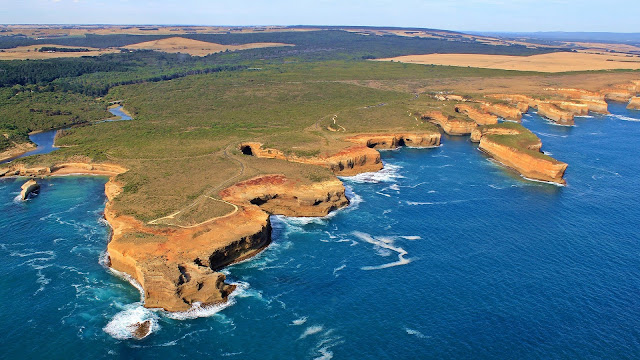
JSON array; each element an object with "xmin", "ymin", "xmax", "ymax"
[
  {"xmin": 471, "ymin": 123, "xmax": 567, "ymax": 184},
  {"xmin": 106, "ymin": 131, "xmax": 441, "ymax": 312}
]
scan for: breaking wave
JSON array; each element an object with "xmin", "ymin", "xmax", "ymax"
[{"xmin": 340, "ymin": 163, "xmax": 404, "ymax": 184}]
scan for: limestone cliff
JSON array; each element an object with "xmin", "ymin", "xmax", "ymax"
[
  {"xmin": 602, "ymin": 88, "xmax": 635, "ymax": 103},
  {"xmin": 471, "ymin": 124, "xmax": 567, "ymax": 185},
  {"xmin": 481, "ymin": 103, "xmax": 523, "ymax": 122},
  {"xmin": 455, "ymin": 104, "xmax": 498, "ymax": 125},
  {"xmin": 536, "ymin": 103, "xmax": 575, "ymax": 126},
  {"xmin": 345, "ymin": 132, "xmax": 441, "ymax": 149},
  {"xmin": 20, "ymin": 179, "xmax": 40, "ymax": 200},
  {"xmin": 107, "ymin": 173, "xmax": 349, "ymax": 312},
  {"xmin": 0, "ymin": 162, "xmax": 127, "ymax": 177},
  {"xmin": 219, "ymin": 174, "xmax": 349, "ymax": 217},
  {"xmin": 486, "ymin": 94, "xmax": 539, "ymax": 109},
  {"xmin": 549, "ymin": 88, "xmax": 605, "ymax": 102},
  {"xmin": 422, "ymin": 111, "xmax": 477, "ymax": 135},
  {"xmin": 548, "ymin": 101, "xmax": 589, "ymax": 116},
  {"xmin": 628, "ymin": 96, "xmax": 640, "ymax": 110},
  {"xmin": 577, "ymin": 99, "xmax": 609, "ymax": 114},
  {"xmin": 239, "ymin": 142, "xmax": 383, "ymax": 176}
]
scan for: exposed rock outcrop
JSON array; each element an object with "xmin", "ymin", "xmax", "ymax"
[
  {"xmin": 345, "ymin": 132, "xmax": 441, "ymax": 149},
  {"xmin": 0, "ymin": 162, "xmax": 127, "ymax": 178},
  {"xmin": 471, "ymin": 124, "xmax": 567, "ymax": 185},
  {"xmin": 220, "ymin": 174, "xmax": 349, "ymax": 217},
  {"xmin": 548, "ymin": 101, "xmax": 589, "ymax": 116},
  {"xmin": 422, "ymin": 111, "xmax": 477, "ymax": 135},
  {"xmin": 549, "ymin": 88, "xmax": 605, "ymax": 102},
  {"xmin": 434, "ymin": 94, "xmax": 467, "ymax": 102},
  {"xmin": 20, "ymin": 179, "xmax": 40, "ymax": 200},
  {"xmin": 602, "ymin": 88, "xmax": 635, "ymax": 103},
  {"xmin": 239, "ymin": 142, "xmax": 382, "ymax": 176},
  {"xmin": 536, "ymin": 103, "xmax": 575, "ymax": 126},
  {"xmin": 577, "ymin": 99, "xmax": 609, "ymax": 114},
  {"xmin": 129, "ymin": 320, "xmax": 152, "ymax": 340},
  {"xmin": 455, "ymin": 104, "xmax": 498, "ymax": 125},
  {"xmin": 107, "ymin": 173, "xmax": 350, "ymax": 312},
  {"xmin": 481, "ymin": 103, "xmax": 523, "ymax": 122},
  {"xmin": 486, "ymin": 94, "xmax": 538, "ymax": 108},
  {"xmin": 628, "ymin": 96, "xmax": 640, "ymax": 110}
]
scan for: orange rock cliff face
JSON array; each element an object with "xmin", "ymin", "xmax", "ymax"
[
  {"xmin": 481, "ymin": 103, "xmax": 523, "ymax": 122},
  {"xmin": 454, "ymin": 104, "xmax": 498, "ymax": 125},
  {"xmin": 421, "ymin": 111, "xmax": 477, "ymax": 135},
  {"xmin": 602, "ymin": 88, "xmax": 635, "ymax": 103},
  {"xmin": 536, "ymin": 103, "xmax": 575, "ymax": 126},
  {"xmin": 628, "ymin": 97, "xmax": 640, "ymax": 110},
  {"xmin": 107, "ymin": 173, "xmax": 350, "ymax": 312},
  {"xmin": 107, "ymin": 131, "xmax": 442, "ymax": 311},
  {"xmin": 239, "ymin": 142, "xmax": 383, "ymax": 176},
  {"xmin": 471, "ymin": 126, "xmax": 568, "ymax": 185},
  {"xmin": 345, "ymin": 132, "xmax": 441, "ymax": 149}
]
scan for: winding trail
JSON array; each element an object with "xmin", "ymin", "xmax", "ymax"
[{"xmin": 147, "ymin": 143, "xmax": 248, "ymax": 227}]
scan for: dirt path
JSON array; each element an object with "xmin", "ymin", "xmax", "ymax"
[{"xmin": 148, "ymin": 143, "xmax": 248, "ymax": 227}]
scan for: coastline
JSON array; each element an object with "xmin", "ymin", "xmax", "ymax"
[{"xmin": 1, "ymin": 79, "xmax": 638, "ymax": 315}]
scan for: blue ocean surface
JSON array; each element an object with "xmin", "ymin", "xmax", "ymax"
[{"xmin": 1, "ymin": 103, "xmax": 640, "ymax": 359}]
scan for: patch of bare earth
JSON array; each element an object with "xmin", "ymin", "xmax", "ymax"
[
  {"xmin": 123, "ymin": 37, "xmax": 293, "ymax": 56},
  {"xmin": 0, "ymin": 45, "xmax": 118, "ymax": 60},
  {"xmin": 377, "ymin": 52, "xmax": 640, "ymax": 73}
]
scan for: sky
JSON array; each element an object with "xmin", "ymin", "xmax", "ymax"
[{"xmin": 1, "ymin": 0, "xmax": 639, "ymax": 33}]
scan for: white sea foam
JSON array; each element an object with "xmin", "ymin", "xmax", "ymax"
[
  {"xmin": 401, "ymin": 236, "xmax": 421, "ymax": 240},
  {"xmin": 9, "ymin": 249, "xmax": 56, "ymax": 294},
  {"xmin": 292, "ymin": 316, "xmax": 308, "ymax": 326},
  {"xmin": 389, "ymin": 184, "xmax": 400, "ymax": 191},
  {"xmin": 332, "ymin": 264, "xmax": 346, "ymax": 277},
  {"xmin": 275, "ymin": 186, "xmax": 363, "ymax": 229},
  {"xmin": 375, "ymin": 191, "xmax": 391, "ymax": 198},
  {"xmin": 405, "ymin": 327, "xmax": 429, "ymax": 339},
  {"xmin": 537, "ymin": 132, "xmax": 568, "ymax": 138},
  {"xmin": 162, "ymin": 281, "xmax": 249, "ymax": 321},
  {"xmin": 352, "ymin": 231, "xmax": 412, "ymax": 270},
  {"xmin": 299, "ymin": 325, "xmax": 324, "ymax": 339},
  {"xmin": 311, "ymin": 328, "xmax": 344, "ymax": 360},
  {"xmin": 340, "ymin": 163, "xmax": 404, "ymax": 184},
  {"xmin": 103, "ymin": 303, "xmax": 160, "ymax": 340},
  {"xmin": 611, "ymin": 114, "xmax": 640, "ymax": 122}
]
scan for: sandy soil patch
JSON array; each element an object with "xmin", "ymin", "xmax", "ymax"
[
  {"xmin": 377, "ymin": 52, "xmax": 640, "ymax": 72},
  {"xmin": 0, "ymin": 44, "xmax": 118, "ymax": 60},
  {"xmin": 123, "ymin": 37, "xmax": 293, "ymax": 56}
]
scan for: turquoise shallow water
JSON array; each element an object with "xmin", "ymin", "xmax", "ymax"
[{"xmin": 1, "ymin": 103, "xmax": 640, "ymax": 359}]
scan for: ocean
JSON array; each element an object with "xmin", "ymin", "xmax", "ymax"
[{"xmin": 1, "ymin": 102, "xmax": 639, "ymax": 359}]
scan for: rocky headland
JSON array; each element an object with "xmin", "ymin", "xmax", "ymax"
[
  {"xmin": 471, "ymin": 123, "xmax": 568, "ymax": 184},
  {"xmin": 422, "ymin": 111, "xmax": 477, "ymax": 135},
  {"xmin": 628, "ymin": 97, "xmax": 640, "ymax": 110}
]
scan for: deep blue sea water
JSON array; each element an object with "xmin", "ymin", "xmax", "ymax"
[{"xmin": 1, "ymin": 103, "xmax": 640, "ymax": 359}]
